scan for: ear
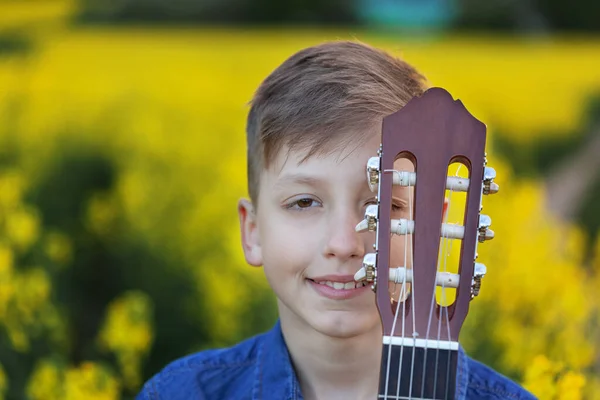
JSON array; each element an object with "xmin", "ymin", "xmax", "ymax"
[{"xmin": 238, "ymin": 198, "xmax": 263, "ymax": 267}]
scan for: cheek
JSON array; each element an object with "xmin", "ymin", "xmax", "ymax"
[{"xmin": 259, "ymin": 214, "xmax": 322, "ymax": 270}]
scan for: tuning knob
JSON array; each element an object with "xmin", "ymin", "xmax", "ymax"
[
  {"xmin": 367, "ymin": 157, "xmax": 380, "ymax": 192},
  {"xmin": 470, "ymin": 262, "xmax": 487, "ymax": 299},
  {"xmin": 478, "ymin": 214, "xmax": 495, "ymax": 242},
  {"xmin": 365, "ymin": 205, "xmax": 378, "ymax": 231},
  {"xmin": 354, "ymin": 253, "xmax": 377, "ymax": 284},
  {"xmin": 483, "ymin": 166, "xmax": 499, "ymax": 195}
]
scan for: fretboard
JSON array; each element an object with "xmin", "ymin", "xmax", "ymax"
[{"xmin": 378, "ymin": 337, "xmax": 458, "ymax": 400}]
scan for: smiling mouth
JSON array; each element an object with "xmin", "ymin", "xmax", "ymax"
[{"xmin": 307, "ymin": 279, "xmax": 368, "ymax": 289}]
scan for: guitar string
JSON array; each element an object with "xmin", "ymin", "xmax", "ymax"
[
  {"xmin": 420, "ymin": 200, "xmax": 447, "ymax": 398},
  {"xmin": 384, "ymin": 228, "xmax": 406, "ymax": 400},
  {"xmin": 393, "ymin": 224, "xmax": 409, "ymax": 400},
  {"xmin": 417, "ymin": 164, "xmax": 462, "ymax": 399},
  {"xmin": 387, "ymin": 167, "xmax": 459, "ymax": 399},
  {"xmin": 421, "ymin": 168, "xmax": 454, "ymax": 398},
  {"xmin": 438, "ymin": 164, "xmax": 463, "ymax": 399},
  {"xmin": 436, "ymin": 193, "xmax": 452, "ymax": 399},
  {"xmin": 384, "ymin": 165, "xmax": 468, "ymax": 399},
  {"xmin": 385, "ymin": 169, "xmax": 409, "ymax": 400},
  {"xmin": 385, "ymin": 168, "xmax": 422, "ymax": 399},
  {"xmin": 406, "ymin": 170, "xmax": 417, "ymax": 399},
  {"xmin": 395, "ymin": 170, "xmax": 412, "ymax": 399},
  {"xmin": 443, "ymin": 165, "xmax": 464, "ymax": 399}
]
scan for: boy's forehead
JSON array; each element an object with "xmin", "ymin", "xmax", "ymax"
[
  {"xmin": 264, "ymin": 133, "xmax": 414, "ymax": 181},
  {"xmin": 268, "ymin": 135, "xmax": 380, "ymax": 177}
]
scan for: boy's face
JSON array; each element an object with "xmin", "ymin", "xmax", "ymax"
[{"xmin": 239, "ymin": 132, "xmax": 413, "ymax": 339}]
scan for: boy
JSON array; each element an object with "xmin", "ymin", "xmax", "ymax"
[{"xmin": 137, "ymin": 41, "xmax": 535, "ymax": 399}]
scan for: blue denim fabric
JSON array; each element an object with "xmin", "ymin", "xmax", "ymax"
[{"xmin": 137, "ymin": 321, "xmax": 536, "ymax": 400}]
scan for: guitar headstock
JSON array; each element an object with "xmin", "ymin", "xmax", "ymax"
[{"xmin": 355, "ymin": 87, "xmax": 499, "ymax": 342}]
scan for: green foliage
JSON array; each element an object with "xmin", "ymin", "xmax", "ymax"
[
  {"xmin": 493, "ymin": 92, "xmax": 600, "ymax": 254},
  {"xmin": 0, "ymin": 30, "xmax": 33, "ymax": 57}
]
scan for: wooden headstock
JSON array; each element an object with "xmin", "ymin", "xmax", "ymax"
[{"xmin": 354, "ymin": 87, "xmax": 499, "ymax": 399}]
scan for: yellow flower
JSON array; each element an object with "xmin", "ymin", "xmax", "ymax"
[
  {"xmin": 85, "ymin": 193, "xmax": 118, "ymax": 237},
  {"xmin": 6, "ymin": 206, "xmax": 40, "ymax": 253},
  {"xmin": 98, "ymin": 291, "xmax": 153, "ymax": 390},
  {"xmin": 557, "ymin": 371, "xmax": 586, "ymax": 400},
  {"xmin": 1, "ymin": 24, "xmax": 599, "ymax": 397},
  {"xmin": 27, "ymin": 359, "xmax": 64, "ymax": 400},
  {"xmin": 44, "ymin": 231, "xmax": 73, "ymax": 267},
  {"xmin": 64, "ymin": 362, "xmax": 120, "ymax": 400},
  {"xmin": 0, "ymin": 170, "xmax": 25, "ymax": 210},
  {"xmin": 523, "ymin": 355, "xmax": 560, "ymax": 399}
]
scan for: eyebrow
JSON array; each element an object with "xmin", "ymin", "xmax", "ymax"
[{"xmin": 272, "ymin": 173, "xmax": 325, "ymax": 191}]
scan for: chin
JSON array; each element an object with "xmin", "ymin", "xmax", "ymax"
[{"xmin": 310, "ymin": 310, "xmax": 379, "ymax": 339}]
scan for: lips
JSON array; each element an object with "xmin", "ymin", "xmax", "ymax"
[
  {"xmin": 306, "ymin": 277, "xmax": 370, "ymax": 300},
  {"xmin": 311, "ymin": 280, "xmax": 367, "ymax": 289}
]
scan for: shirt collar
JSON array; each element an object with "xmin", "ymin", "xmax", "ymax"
[
  {"xmin": 254, "ymin": 320, "xmax": 469, "ymax": 400},
  {"xmin": 254, "ymin": 320, "xmax": 302, "ymax": 400},
  {"xmin": 456, "ymin": 346, "xmax": 470, "ymax": 400}
]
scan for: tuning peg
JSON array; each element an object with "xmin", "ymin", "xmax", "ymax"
[
  {"xmin": 483, "ymin": 166, "xmax": 499, "ymax": 195},
  {"xmin": 355, "ymin": 253, "xmax": 377, "ymax": 283},
  {"xmin": 367, "ymin": 157, "xmax": 380, "ymax": 192},
  {"xmin": 478, "ymin": 214, "xmax": 494, "ymax": 242},
  {"xmin": 391, "ymin": 219, "xmax": 415, "ymax": 235},
  {"xmin": 354, "ymin": 267, "xmax": 367, "ymax": 282},
  {"xmin": 355, "ymin": 205, "xmax": 378, "ymax": 232},
  {"xmin": 470, "ymin": 262, "xmax": 487, "ymax": 299},
  {"xmin": 479, "ymin": 229, "xmax": 495, "ymax": 242},
  {"xmin": 389, "ymin": 267, "xmax": 460, "ymax": 288},
  {"xmin": 365, "ymin": 205, "xmax": 378, "ymax": 231}
]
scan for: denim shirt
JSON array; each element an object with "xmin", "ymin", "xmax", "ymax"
[{"xmin": 137, "ymin": 321, "xmax": 536, "ymax": 400}]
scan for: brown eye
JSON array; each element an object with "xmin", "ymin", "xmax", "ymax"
[
  {"xmin": 283, "ymin": 196, "xmax": 322, "ymax": 211},
  {"xmin": 296, "ymin": 198, "xmax": 314, "ymax": 208}
]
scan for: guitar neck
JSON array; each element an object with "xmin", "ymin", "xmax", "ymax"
[{"xmin": 378, "ymin": 338, "xmax": 459, "ymax": 400}]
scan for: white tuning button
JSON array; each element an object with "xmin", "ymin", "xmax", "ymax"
[
  {"xmin": 483, "ymin": 167, "xmax": 499, "ymax": 195},
  {"xmin": 367, "ymin": 157, "xmax": 380, "ymax": 192},
  {"xmin": 389, "ymin": 267, "xmax": 460, "ymax": 288},
  {"xmin": 479, "ymin": 214, "xmax": 492, "ymax": 228},
  {"xmin": 441, "ymin": 224, "xmax": 465, "ymax": 239},
  {"xmin": 365, "ymin": 205, "xmax": 378, "ymax": 231},
  {"xmin": 471, "ymin": 263, "xmax": 487, "ymax": 299},
  {"xmin": 478, "ymin": 214, "xmax": 494, "ymax": 242},
  {"xmin": 391, "ymin": 219, "xmax": 415, "ymax": 235},
  {"xmin": 389, "ymin": 171, "xmax": 469, "ymax": 192},
  {"xmin": 446, "ymin": 176, "xmax": 470, "ymax": 192},
  {"xmin": 391, "ymin": 171, "xmax": 417, "ymax": 187},
  {"xmin": 355, "ymin": 205, "xmax": 379, "ymax": 233},
  {"xmin": 355, "ymin": 253, "xmax": 377, "ymax": 283},
  {"xmin": 358, "ymin": 216, "xmax": 466, "ymax": 240},
  {"xmin": 354, "ymin": 267, "xmax": 367, "ymax": 282},
  {"xmin": 479, "ymin": 229, "xmax": 495, "ymax": 242}
]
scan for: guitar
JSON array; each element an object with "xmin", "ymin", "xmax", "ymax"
[{"xmin": 354, "ymin": 87, "xmax": 499, "ymax": 400}]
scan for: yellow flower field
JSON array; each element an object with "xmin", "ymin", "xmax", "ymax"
[{"xmin": 0, "ymin": 6, "xmax": 599, "ymax": 398}]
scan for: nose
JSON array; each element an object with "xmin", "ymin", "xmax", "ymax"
[{"xmin": 323, "ymin": 208, "xmax": 366, "ymax": 262}]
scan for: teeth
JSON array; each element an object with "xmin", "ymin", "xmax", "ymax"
[{"xmin": 315, "ymin": 280, "xmax": 366, "ymax": 290}]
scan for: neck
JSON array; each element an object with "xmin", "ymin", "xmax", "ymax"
[
  {"xmin": 280, "ymin": 307, "xmax": 382, "ymax": 400},
  {"xmin": 379, "ymin": 336, "xmax": 459, "ymax": 399}
]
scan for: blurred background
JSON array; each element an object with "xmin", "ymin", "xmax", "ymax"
[{"xmin": 0, "ymin": 0, "xmax": 599, "ymax": 398}]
